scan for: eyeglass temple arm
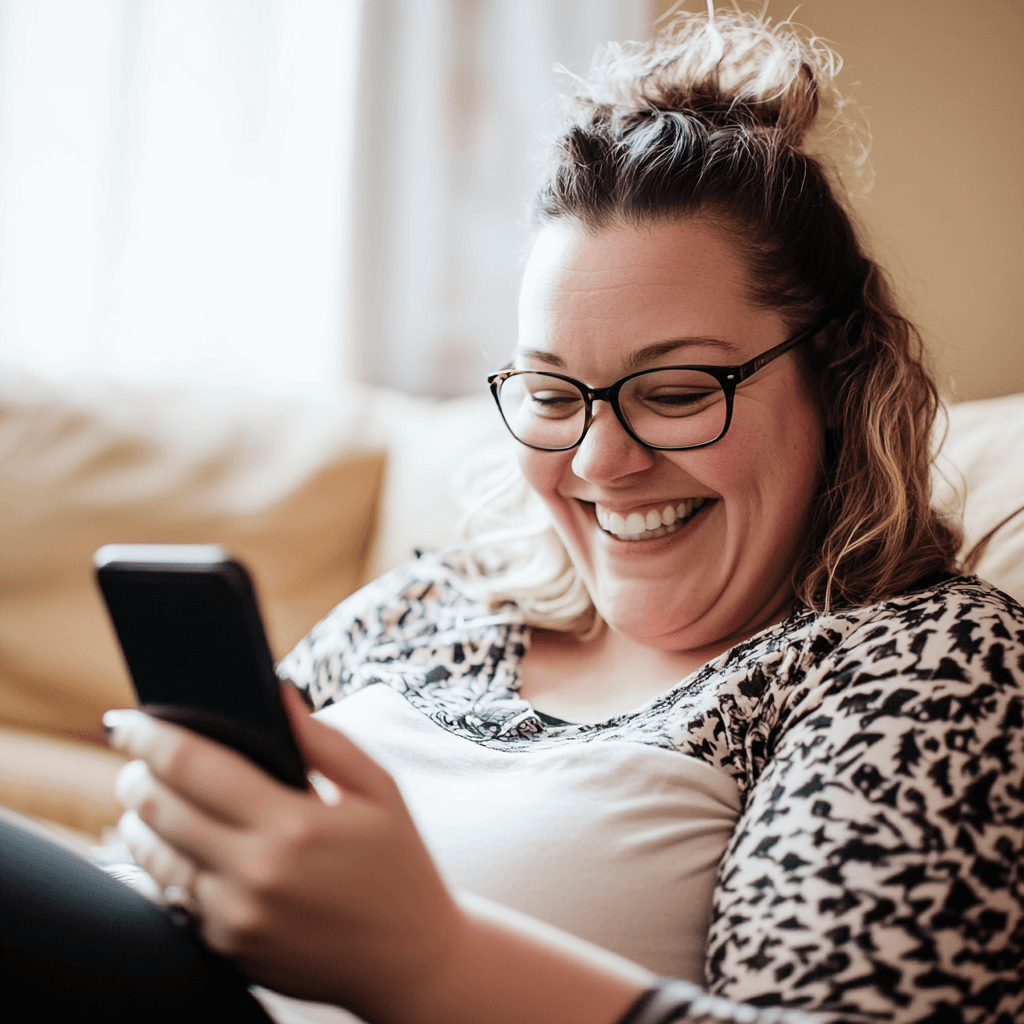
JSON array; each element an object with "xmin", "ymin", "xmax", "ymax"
[{"xmin": 735, "ymin": 308, "xmax": 843, "ymax": 383}]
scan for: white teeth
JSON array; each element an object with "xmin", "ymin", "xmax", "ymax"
[
  {"xmin": 595, "ymin": 497, "xmax": 711, "ymax": 541},
  {"xmin": 625, "ymin": 512, "xmax": 646, "ymax": 535}
]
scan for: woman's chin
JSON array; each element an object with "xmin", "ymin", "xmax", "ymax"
[{"xmin": 596, "ymin": 596, "xmax": 711, "ymax": 649}]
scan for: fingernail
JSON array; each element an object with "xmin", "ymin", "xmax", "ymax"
[
  {"xmin": 115, "ymin": 759, "xmax": 149, "ymax": 808},
  {"xmin": 118, "ymin": 808, "xmax": 149, "ymax": 850},
  {"xmin": 103, "ymin": 709, "xmax": 144, "ymax": 750}
]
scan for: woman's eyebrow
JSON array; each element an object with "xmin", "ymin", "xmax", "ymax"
[
  {"xmin": 513, "ymin": 347, "xmax": 565, "ymax": 367},
  {"xmin": 624, "ymin": 337, "xmax": 736, "ymax": 370},
  {"xmin": 512, "ymin": 337, "xmax": 737, "ymax": 372}
]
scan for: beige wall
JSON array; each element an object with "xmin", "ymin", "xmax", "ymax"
[{"xmin": 652, "ymin": 1, "xmax": 1024, "ymax": 402}]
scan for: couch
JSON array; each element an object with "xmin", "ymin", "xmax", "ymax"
[{"xmin": 1, "ymin": 369, "xmax": 1021, "ymax": 846}]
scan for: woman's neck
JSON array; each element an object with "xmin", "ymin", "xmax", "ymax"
[{"xmin": 517, "ymin": 622, "xmax": 734, "ymax": 724}]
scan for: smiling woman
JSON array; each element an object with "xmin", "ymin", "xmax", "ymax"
[
  {"xmin": 5, "ymin": 6, "xmax": 1023, "ymax": 1024},
  {"xmin": 266, "ymin": 8, "xmax": 1020, "ymax": 1020}
]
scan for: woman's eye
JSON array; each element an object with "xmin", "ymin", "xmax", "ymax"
[
  {"xmin": 645, "ymin": 389, "xmax": 717, "ymax": 410},
  {"xmin": 530, "ymin": 390, "xmax": 579, "ymax": 405},
  {"xmin": 526, "ymin": 390, "xmax": 583, "ymax": 417},
  {"xmin": 626, "ymin": 370, "xmax": 724, "ymax": 415}
]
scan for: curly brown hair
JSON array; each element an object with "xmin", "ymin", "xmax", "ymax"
[{"xmin": 528, "ymin": 5, "xmax": 961, "ymax": 611}]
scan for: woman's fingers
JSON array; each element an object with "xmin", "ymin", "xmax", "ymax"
[
  {"xmin": 102, "ymin": 692, "xmax": 468, "ymax": 1011},
  {"xmin": 118, "ymin": 807, "xmax": 199, "ymax": 892},
  {"xmin": 105, "ymin": 690, "xmax": 400, "ymax": 827},
  {"xmin": 104, "ymin": 709, "xmax": 289, "ymax": 829},
  {"xmin": 115, "ymin": 758, "xmax": 237, "ymax": 871}
]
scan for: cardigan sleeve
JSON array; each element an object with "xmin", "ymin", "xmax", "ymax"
[{"xmin": 702, "ymin": 589, "xmax": 1024, "ymax": 1022}]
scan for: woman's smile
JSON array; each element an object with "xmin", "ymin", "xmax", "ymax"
[{"xmin": 581, "ymin": 497, "xmax": 717, "ymax": 542}]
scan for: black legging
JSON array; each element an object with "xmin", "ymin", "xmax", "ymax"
[{"xmin": 0, "ymin": 816, "xmax": 273, "ymax": 1022}]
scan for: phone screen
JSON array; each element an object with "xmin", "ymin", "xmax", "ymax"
[{"xmin": 102, "ymin": 568, "xmax": 273, "ymax": 718}]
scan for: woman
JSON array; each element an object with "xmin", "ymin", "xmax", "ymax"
[{"xmin": 10, "ymin": 7, "xmax": 1024, "ymax": 1023}]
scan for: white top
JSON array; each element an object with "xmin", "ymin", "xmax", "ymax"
[{"xmin": 318, "ymin": 683, "xmax": 740, "ymax": 980}]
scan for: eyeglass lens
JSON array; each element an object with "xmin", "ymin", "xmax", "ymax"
[{"xmin": 496, "ymin": 370, "xmax": 728, "ymax": 450}]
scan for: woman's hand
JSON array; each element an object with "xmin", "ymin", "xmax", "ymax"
[
  {"xmin": 106, "ymin": 688, "xmax": 651, "ymax": 1024},
  {"xmin": 104, "ymin": 687, "xmax": 467, "ymax": 1020}
]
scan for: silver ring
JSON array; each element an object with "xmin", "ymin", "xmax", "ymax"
[{"xmin": 163, "ymin": 862, "xmax": 200, "ymax": 915}]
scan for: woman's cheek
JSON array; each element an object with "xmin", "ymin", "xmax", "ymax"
[{"xmin": 518, "ymin": 448, "xmax": 567, "ymax": 502}]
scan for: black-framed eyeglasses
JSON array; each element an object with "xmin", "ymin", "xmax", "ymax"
[{"xmin": 487, "ymin": 310, "xmax": 838, "ymax": 452}]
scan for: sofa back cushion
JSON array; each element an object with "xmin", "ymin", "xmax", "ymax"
[
  {"xmin": 2, "ymin": 371, "xmax": 1021, "ymax": 747},
  {"xmin": 0, "ymin": 373, "xmax": 387, "ymax": 742}
]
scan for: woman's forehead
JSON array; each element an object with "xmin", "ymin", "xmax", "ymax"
[
  {"xmin": 517, "ymin": 219, "xmax": 770, "ymax": 369},
  {"xmin": 522, "ymin": 217, "xmax": 745, "ymax": 285}
]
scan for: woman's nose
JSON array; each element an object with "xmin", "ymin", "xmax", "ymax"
[{"xmin": 570, "ymin": 401, "xmax": 654, "ymax": 481}]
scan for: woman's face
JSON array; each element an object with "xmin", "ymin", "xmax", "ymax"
[{"xmin": 515, "ymin": 218, "xmax": 825, "ymax": 652}]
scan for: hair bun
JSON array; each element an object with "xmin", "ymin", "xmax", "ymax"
[{"xmin": 558, "ymin": 3, "xmax": 872, "ymax": 195}]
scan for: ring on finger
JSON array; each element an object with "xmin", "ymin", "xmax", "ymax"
[{"xmin": 163, "ymin": 861, "xmax": 200, "ymax": 916}]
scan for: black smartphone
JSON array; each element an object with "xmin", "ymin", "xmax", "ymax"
[{"xmin": 94, "ymin": 544, "xmax": 308, "ymax": 789}]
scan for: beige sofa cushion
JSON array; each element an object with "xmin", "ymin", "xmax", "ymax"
[
  {"xmin": 366, "ymin": 390, "xmax": 512, "ymax": 578},
  {"xmin": 0, "ymin": 372, "xmax": 388, "ymax": 743},
  {"xmin": 4, "ymin": 374, "xmax": 1022, "ymax": 750},
  {"xmin": 0, "ymin": 725, "xmax": 126, "ymax": 841}
]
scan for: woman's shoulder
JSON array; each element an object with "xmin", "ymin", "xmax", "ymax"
[
  {"xmin": 655, "ymin": 574, "xmax": 1021, "ymax": 792},
  {"xmin": 751, "ymin": 573, "xmax": 1024, "ymax": 773},
  {"xmin": 704, "ymin": 574, "xmax": 1021, "ymax": 719},
  {"xmin": 276, "ymin": 552, "xmax": 515, "ymax": 699},
  {"xmin": 791, "ymin": 573, "xmax": 1024, "ymax": 673},
  {"xmin": 844, "ymin": 571, "xmax": 1021, "ymax": 621}
]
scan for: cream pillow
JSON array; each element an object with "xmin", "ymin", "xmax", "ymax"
[{"xmin": 934, "ymin": 393, "xmax": 1024, "ymax": 604}]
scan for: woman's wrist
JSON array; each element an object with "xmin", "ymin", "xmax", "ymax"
[{"xmin": 615, "ymin": 978, "xmax": 830, "ymax": 1024}]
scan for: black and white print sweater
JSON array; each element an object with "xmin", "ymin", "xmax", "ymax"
[{"xmin": 280, "ymin": 556, "xmax": 1024, "ymax": 1024}]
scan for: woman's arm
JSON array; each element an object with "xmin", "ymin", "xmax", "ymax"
[
  {"xmin": 107, "ymin": 690, "xmax": 846, "ymax": 1024},
  {"xmin": 702, "ymin": 621, "xmax": 1024, "ymax": 1021}
]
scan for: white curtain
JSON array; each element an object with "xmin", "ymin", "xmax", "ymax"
[
  {"xmin": 0, "ymin": 0, "xmax": 359, "ymax": 393},
  {"xmin": 350, "ymin": 0, "xmax": 652, "ymax": 396},
  {"xmin": 0, "ymin": 0, "xmax": 650, "ymax": 397}
]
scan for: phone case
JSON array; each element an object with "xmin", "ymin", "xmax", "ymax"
[{"xmin": 95, "ymin": 544, "xmax": 308, "ymax": 789}]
